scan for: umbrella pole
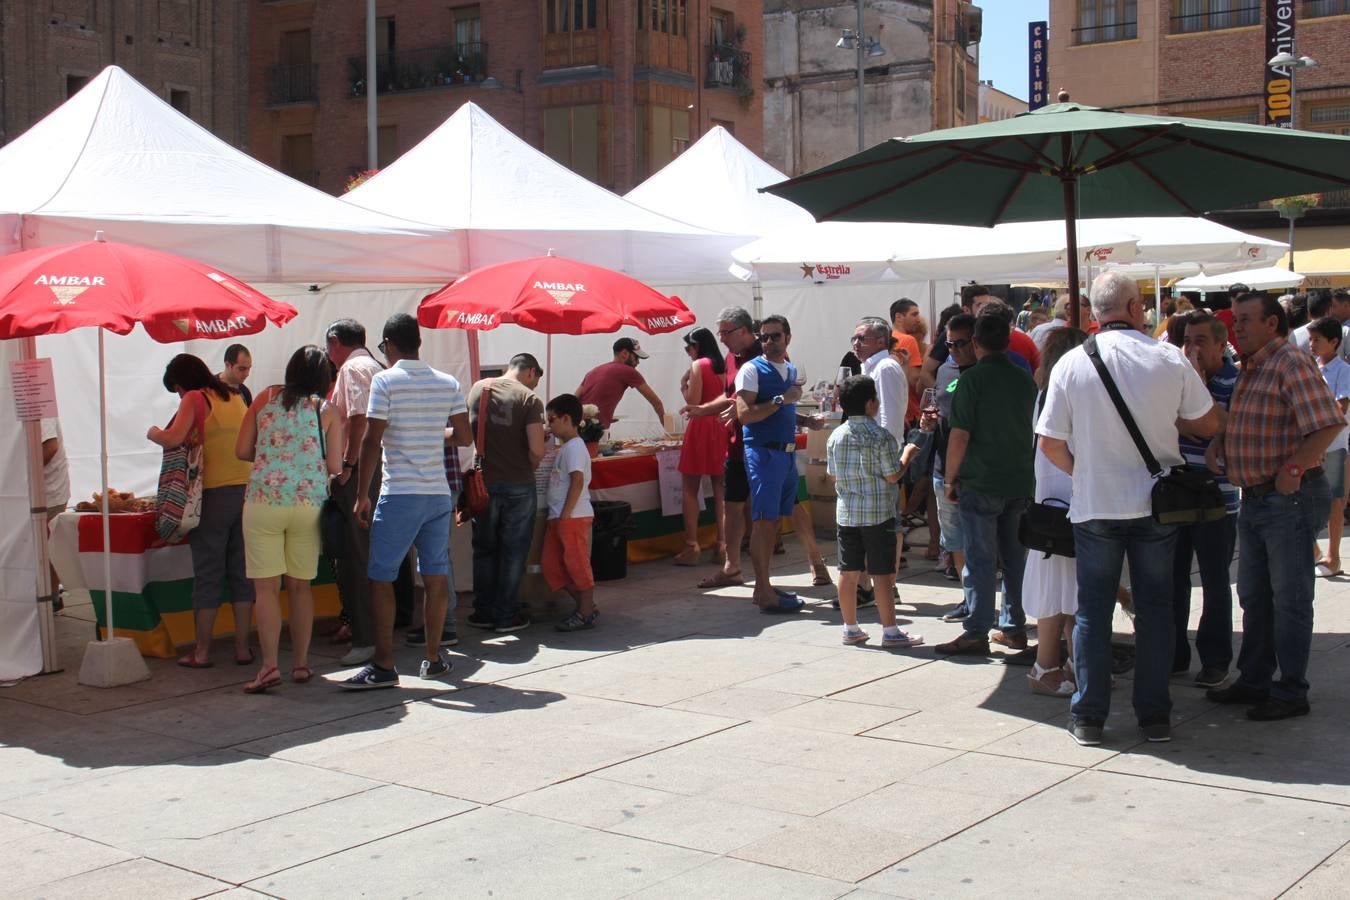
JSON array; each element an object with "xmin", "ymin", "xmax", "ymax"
[
  {"xmin": 1062, "ymin": 175, "xmax": 1082, "ymax": 330},
  {"xmin": 98, "ymin": 328, "xmax": 113, "ymax": 642},
  {"xmin": 1154, "ymin": 266, "xmax": 1163, "ymax": 332},
  {"xmin": 546, "ymin": 333, "xmax": 552, "ymax": 400}
]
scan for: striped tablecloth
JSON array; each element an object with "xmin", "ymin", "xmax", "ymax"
[{"xmin": 49, "ymin": 511, "xmax": 339, "ymax": 658}]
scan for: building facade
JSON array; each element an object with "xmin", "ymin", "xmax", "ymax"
[
  {"xmin": 248, "ymin": 0, "xmax": 763, "ymax": 195},
  {"xmin": 0, "ymin": 0, "xmax": 249, "ymax": 148},
  {"xmin": 761, "ymin": 0, "xmax": 981, "ymax": 177},
  {"xmin": 978, "ymin": 79, "xmax": 1026, "ymax": 121}
]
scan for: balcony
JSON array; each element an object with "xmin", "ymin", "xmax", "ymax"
[
  {"xmin": 266, "ymin": 63, "xmax": 317, "ymax": 105},
  {"xmin": 704, "ymin": 42, "xmax": 751, "ymax": 94},
  {"xmin": 348, "ymin": 42, "xmax": 488, "ymax": 97}
]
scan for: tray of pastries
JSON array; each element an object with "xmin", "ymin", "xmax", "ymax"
[{"xmin": 74, "ymin": 489, "xmax": 156, "ymax": 514}]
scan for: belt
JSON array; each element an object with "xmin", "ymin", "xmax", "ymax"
[
  {"xmin": 1243, "ymin": 466, "xmax": 1323, "ymax": 500},
  {"xmin": 749, "ymin": 442, "xmax": 796, "ymax": 452}
]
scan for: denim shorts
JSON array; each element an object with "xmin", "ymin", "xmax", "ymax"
[
  {"xmin": 744, "ymin": 446, "xmax": 797, "ymax": 520},
  {"xmin": 1325, "ymin": 448, "xmax": 1347, "ymax": 501},
  {"xmin": 932, "ymin": 474, "xmax": 964, "ymax": 552},
  {"xmin": 368, "ymin": 493, "xmax": 454, "ymax": 582}
]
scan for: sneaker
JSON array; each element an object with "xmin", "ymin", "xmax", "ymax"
[
  {"xmin": 831, "ymin": 589, "xmax": 877, "ymax": 611},
  {"xmin": 466, "ymin": 612, "xmax": 495, "ymax": 630},
  {"xmin": 339, "ymin": 645, "xmax": 374, "ymax": 666},
  {"xmin": 882, "ymin": 629, "xmax": 924, "ymax": 648},
  {"xmin": 418, "ymin": 655, "xmax": 453, "ymax": 680},
  {"xmin": 1140, "ymin": 721, "xmax": 1171, "ymax": 742},
  {"xmin": 1194, "ymin": 667, "xmax": 1228, "ymax": 689},
  {"xmin": 842, "ymin": 628, "xmax": 869, "ymax": 646},
  {"xmin": 556, "ymin": 610, "xmax": 599, "ymax": 632},
  {"xmin": 940, "ymin": 605, "xmax": 970, "ymax": 623},
  {"xmin": 406, "ymin": 627, "xmax": 459, "ymax": 647},
  {"xmin": 1069, "ymin": 719, "xmax": 1104, "ymax": 746},
  {"xmin": 494, "ymin": 613, "xmax": 532, "ymax": 634},
  {"xmin": 1206, "ymin": 683, "xmax": 1269, "ymax": 705},
  {"xmin": 341, "ymin": 663, "xmax": 398, "ymax": 690},
  {"xmin": 1246, "ymin": 698, "xmax": 1310, "ymax": 721},
  {"xmin": 941, "ymin": 565, "xmax": 959, "ymax": 582}
]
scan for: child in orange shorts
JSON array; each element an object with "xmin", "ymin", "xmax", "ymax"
[{"xmin": 542, "ymin": 393, "xmax": 598, "ymax": 631}]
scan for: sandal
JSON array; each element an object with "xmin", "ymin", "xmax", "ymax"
[
  {"xmin": 243, "ymin": 665, "xmax": 282, "ymax": 694},
  {"xmin": 1027, "ymin": 663, "xmax": 1074, "ymax": 697},
  {"xmin": 291, "ymin": 665, "xmax": 313, "ymax": 684},
  {"xmin": 697, "ymin": 570, "xmax": 745, "ymax": 589},
  {"xmin": 759, "ymin": 595, "xmax": 804, "ymax": 614},
  {"xmin": 811, "ymin": 560, "xmax": 833, "ymax": 587},
  {"xmin": 235, "ymin": 649, "xmax": 255, "ymax": 666},
  {"xmin": 177, "ymin": 653, "xmax": 212, "ymax": 669},
  {"xmin": 672, "ymin": 542, "xmax": 701, "ymax": 567}
]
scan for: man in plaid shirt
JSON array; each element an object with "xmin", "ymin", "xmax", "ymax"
[
  {"xmin": 1206, "ymin": 293, "xmax": 1343, "ymax": 721},
  {"xmin": 826, "ymin": 375, "xmax": 922, "ymax": 647}
]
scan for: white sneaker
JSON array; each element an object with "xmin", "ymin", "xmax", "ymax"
[{"xmin": 340, "ymin": 645, "xmax": 374, "ymax": 666}]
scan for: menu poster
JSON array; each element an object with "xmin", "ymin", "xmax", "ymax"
[
  {"xmin": 657, "ymin": 449, "xmax": 708, "ymax": 518},
  {"xmin": 10, "ymin": 358, "xmax": 58, "ymax": 422}
]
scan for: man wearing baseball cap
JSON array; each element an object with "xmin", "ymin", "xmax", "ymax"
[{"xmin": 577, "ymin": 337, "xmax": 666, "ymax": 428}]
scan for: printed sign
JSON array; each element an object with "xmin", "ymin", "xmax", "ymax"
[
  {"xmin": 1264, "ymin": 0, "xmax": 1295, "ymax": 128},
  {"xmin": 10, "ymin": 357, "xmax": 58, "ymax": 422},
  {"xmin": 656, "ymin": 449, "xmax": 707, "ymax": 518},
  {"xmin": 1028, "ymin": 21, "xmax": 1049, "ymax": 111}
]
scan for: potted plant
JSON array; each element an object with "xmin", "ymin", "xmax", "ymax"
[{"xmin": 579, "ymin": 404, "xmax": 605, "ymax": 457}]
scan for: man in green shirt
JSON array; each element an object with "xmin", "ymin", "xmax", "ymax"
[{"xmin": 936, "ymin": 313, "xmax": 1037, "ymax": 656}]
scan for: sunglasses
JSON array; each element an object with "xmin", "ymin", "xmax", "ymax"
[
  {"xmin": 717, "ymin": 326, "xmax": 745, "ymax": 338},
  {"xmin": 758, "ymin": 332, "xmax": 785, "ymax": 343},
  {"xmin": 849, "ymin": 334, "xmax": 869, "ymax": 344},
  {"xmin": 948, "ymin": 337, "xmax": 973, "ymax": 349},
  {"xmin": 377, "ymin": 338, "xmax": 389, "ymax": 355}
]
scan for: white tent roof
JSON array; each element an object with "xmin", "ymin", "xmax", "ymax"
[
  {"xmin": 1097, "ymin": 216, "xmax": 1287, "ymax": 279},
  {"xmin": 342, "ymin": 102, "xmax": 745, "ymax": 283},
  {"xmin": 1175, "ymin": 266, "xmax": 1306, "ymax": 292},
  {"xmin": 624, "ymin": 126, "xmax": 813, "ymax": 236},
  {"xmin": 730, "ymin": 220, "xmax": 1142, "ymax": 284},
  {"xmin": 0, "ymin": 66, "xmax": 459, "ymax": 283}
]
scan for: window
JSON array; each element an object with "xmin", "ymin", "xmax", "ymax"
[
  {"xmin": 1309, "ymin": 103, "xmax": 1350, "ymax": 135},
  {"xmin": 1172, "ymin": 0, "xmax": 1259, "ymax": 34},
  {"xmin": 169, "ymin": 89, "xmax": 190, "ymax": 116},
  {"xmin": 641, "ymin": 0, "xmax": 687, "ymax": 35},
  {"xmin": 1305, "ymin": 0, "xmax": 1350, "ymax": 16},
  {"xmin": 452, "ymin": 5, "xmax": 481, "ymax": 45},
  {"xmin": 710, "ymin": 8, "xmax": 730, "ymax": 45},
  {"xmin": 375, "ymin": 16, "xmax": 395, "ymax": 57},
  {"xmin": 281, "ymin": 133, "xmax": 315, "ymax": 185},
  {"xmin": 1076, "ymin": 0, "xmax": 1137, "ymax": 43},
  {"xmin": 544, "ymin": 105, "xmax": 601, "ymax": 182},
  {"xmin": 1183, "ymin": 107, "xmax": 1261, "ymax": 124},
  {"xmin": 544, "ymin": 0, "xmax": 596, "ymax": 33},
  {"xmin": 377, "ymin": 126, "xmax": 399, "ymax": 168},
  {"xmin": 955, "ymin": 62, "xmax": 965, "ymax": 116},
  {"xmin": 65, "ymin": 74, "xmax": 90, "ymax": 97},
  {"xmin": 280, "ymin": 29, "xmax": 311, "ymax": 67}
]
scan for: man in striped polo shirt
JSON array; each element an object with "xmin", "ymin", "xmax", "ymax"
[
  {"xmin": 1171, "ymin": 311, "xmax": 1239, "ymax": 690},
  {"xmin": 344, "ymin": 314, "xmax": 472, "ymax": 690}
]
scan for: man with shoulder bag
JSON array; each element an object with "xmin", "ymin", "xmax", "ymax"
[{"xmin": 1037, "ymin": 273, "xmax": 1219, "ymax": 747}]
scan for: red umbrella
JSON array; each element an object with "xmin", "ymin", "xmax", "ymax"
[
  {"xmin": 417, "ymin": 253, "xmax": 694, "ymax": 336},
  {"xmin": 0, "ymin": 235, "xmax": 297, "ymax": 672}
]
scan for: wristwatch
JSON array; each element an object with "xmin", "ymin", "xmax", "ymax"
[
  {"xmin": 1283, "ymin": 463, "xmax": 1304, "ymax": 477},
  {"xmin": 772, "ymin": 395, "xmax": 785, "ymax": 407}
]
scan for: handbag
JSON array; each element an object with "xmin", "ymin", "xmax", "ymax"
[
  {"xmin": 314, "ymin": 402, "xmax": 346, "ymax": 560},
  {"xmin": 1084, "ymin": 335, "xmax": 1227, "ymax": 526},
  {"xmin": 456, "ymin": 380, "xmax": 493, "ymax": 525},
  {"xmin": 154, "ymin": 391, "xmax": 208, "ymax": 542},
  {"xmin": 1018, "ymin": 497, "xmax": 1075, "ymax": 558}
]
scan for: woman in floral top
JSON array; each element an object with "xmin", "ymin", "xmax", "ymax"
[{"xmin": 235, "ymin": 345, "xmax": 344, "ymax": 693}]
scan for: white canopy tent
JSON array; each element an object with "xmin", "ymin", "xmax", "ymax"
[
  {"xmin": 1176, "ymin": 266, "xmax": 1307, "ymax": 293},
  {"xmin": 0, "ymin": 68, "xmax": 472, "ymax": 681}
]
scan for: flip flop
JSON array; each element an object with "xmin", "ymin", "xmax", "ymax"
[
  {"xmin": 697, "ymin": 570, "xmax": 745, "ymax": 589},
  {"xmin": 177, "ymin": 654, "xmax": 212, "ymax": 669},
  {"xmin": 773, "ymin": 588, "xmax": 799, "ymax": 602},
  {"xmin": 1315, "ymin": 562, "xmax": 1343, "ymax": 578},
  {"xmin": 291, "ymin": 665, "xmax": 313, "ymax": 684},
  {"xmin": 759, "ymin": 595, "xmax": 804, "ymax": 614},
  {"xmin": 243, "ymin": 666, "xmax": 282, "ymax": 694}
]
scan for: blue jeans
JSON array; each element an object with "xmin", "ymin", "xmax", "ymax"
[
  {"xmin": 1171, "ymin": 514, "xmax": 1236, "ymax": 673},
  {"xmin": 1234, "ymin": 475, "xmax": 1331, "ymax": 703},
  {"xmin": 955, "ymin": 489, "xmax": 1027, "ymax": 638},
  {"xmin": 1072, "ymin": 516, "xmax": 1177, "ymax": 726},
  {"xmin": 471, "ymin": 482, "xmax": 538, "ymax": 626}
]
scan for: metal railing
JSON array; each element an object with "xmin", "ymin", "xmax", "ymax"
[
  {"xmin": 266, "ymin": 63, "xmax": 317, "ymax": 105},
  {"xmin": 1072, "ymin": 20, "xmax": 1138, "ymax": 44},
  {"xmin": 705, "ymin": 42, "xmax": 750, "ymax": 91},
  {"xmin": 348, "ymin": 42, "xmax": 488, "ymax": 97},
  {"xmin": 1170, "ymin": 6, "xmax": 1259, "ymax": 34}
]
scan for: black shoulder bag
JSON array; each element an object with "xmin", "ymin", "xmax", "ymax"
[
  {"xmin": 1084, "ymin": 335, "xmax": 1227, "ymax": 526},
  {"xmin": 1017, "ymin": 393, "xmax": 1076, "ymax": 558}
]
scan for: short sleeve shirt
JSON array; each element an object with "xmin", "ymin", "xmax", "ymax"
[
  {"xmin": 891, "ymin": 330, "xmax": 922, "ymax": 420},
  {"xmin": 578, "ymin": 361, "xmax": 646, "ymax": 427},
  {"xmin": 547, "ymin": 436, "xmax": 594, "ymax": 519},
  {"xmin": 949, "ymin": 353, "xmax": 1037, "ymax": 499},
  {"xmin": 467, "ymin": 378, "xmax": 546, "ymax": 485},
  {"xmin": 1178, "ymin": 360, "xmax": 1240, "ymax": 514},
  {"xmin": 333, "ymin": 348, "xmax": 383, "ymax": 422},
  {"xmin": 861, "ymin": 350, "xmax": 908, "ymax": 446},
  {"xmin": 826, "ymin": 416, "xmax": 903, "ymax": 527},
  {"xmin": 40, "ymin": 418, "xmax": 70, "ymax": 508},
  {"xmin": 1319, "ymin": 356, "xmax": 1350, "ymax": 453},
  {"xmin": 367, "ymin": 360, "xmax": 468, "ymax": 496}
]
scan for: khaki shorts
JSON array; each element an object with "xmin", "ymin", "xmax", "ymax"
[{"xmin": 242, "ymin": 502, "xmax": 322, "ymax": 580}]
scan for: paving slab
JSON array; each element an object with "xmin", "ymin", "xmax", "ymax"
[
  {"xmin": 626, "ymin": 856, "xmax": 853, "ymax": 899},
  {"xmin": 1286, "ymin": 840, "xmax": 1350, "ymax": 896},
  {"xmin": 606, "ymin": 794, "xmax": 806, "ymax": 854},
  {"xmin": 247, "ymin": 806, "xmax": 710, "ymax": 900},
  {"xmin": 497, "ymin": 775, "xmax": 683, "ymax": 830},
  {"xmin": 7, "ymin": 830, "xmax": 134, "ymax": 894},
  {"xmin": 12, "ymin": 856, "xmax": 229, "ymax": 900}
]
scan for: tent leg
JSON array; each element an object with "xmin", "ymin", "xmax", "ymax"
[
  {"xmin": 20, "ymin": 337, "xmax": 59, "ymax": 674},
  {"xmin": 752, "ymin": 279, "xmax": 764, "ymax": 322}
]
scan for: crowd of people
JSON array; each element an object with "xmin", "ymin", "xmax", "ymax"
[{"xmin": 66, "ymin": 275, "xmax": 1345, "ymax": 747}]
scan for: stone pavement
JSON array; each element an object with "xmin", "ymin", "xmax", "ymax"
[{"xmin": 4, "ymin": 533, "xmax": 1350, "ymax": 899}]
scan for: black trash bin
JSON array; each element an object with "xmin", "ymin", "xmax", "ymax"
[{"xmin": 591, "ymin": 500, "xmax": 635, "ymax": 582}]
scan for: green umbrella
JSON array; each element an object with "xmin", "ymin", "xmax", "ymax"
[{"xmin": 764, "ymin": 95, "xmax": 1350, "ymax": 327}]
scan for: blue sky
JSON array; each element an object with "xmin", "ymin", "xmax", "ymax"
[{"xmin": 978, "ymin": 0, "xmax": 1050, "ymax": 102}]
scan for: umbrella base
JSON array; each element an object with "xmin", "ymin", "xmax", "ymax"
[{"xmin": 77, "ymin": 636, "xmax": 151, "ymax": 688}]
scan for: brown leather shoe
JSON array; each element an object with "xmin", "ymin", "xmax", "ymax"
[
  {"xmin": 990, "ymin": 631, "xmax": 1029, "ymax": 651},
  {"xmin": 934, "ymin": 634, "xmax": 991, "ymax": 656}
]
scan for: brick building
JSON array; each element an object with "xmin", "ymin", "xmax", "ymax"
[
  {"xmin": 979, "ymin": 79, "xmax": 1025, "ymax": 122},
  {"xmin": 761, "ymin": 0, "xmax": 982, "ymax": 177},
  {"xmin": 249, "ymin": 1, "xmax": 763, "ymax": 196},
  {"xmin": 0, "ymin": 0, "xmax": 249, "ymax": 148}
]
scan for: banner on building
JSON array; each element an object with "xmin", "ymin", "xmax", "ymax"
[
  {"xmin": 1264, "ymin": 0, "xmax": 1296, "ymax": 128},
  {"xmin": 1028, "ymin": 21, "xmax": 1048, "ymax": 111}
]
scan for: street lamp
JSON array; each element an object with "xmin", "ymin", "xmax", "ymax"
[
  {"xmin": 836, "ymin": 1, "xmax": 885, "ymax": 153},
  {"xmin": 1267, "ymin": 49, "xmax": 1317, "ymax": 269}
]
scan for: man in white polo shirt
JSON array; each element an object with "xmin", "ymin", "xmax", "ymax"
[{"xmin": 344, "ymin": 314, "xmax": 472, "ymax": 690}]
